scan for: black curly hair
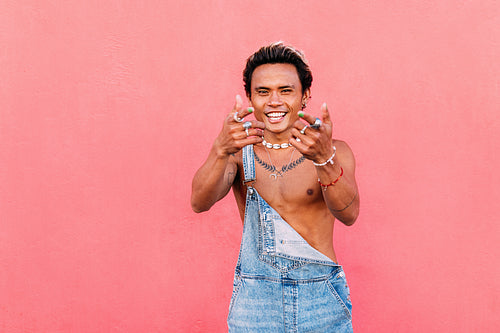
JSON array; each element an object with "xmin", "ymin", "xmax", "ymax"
[{"xmin": 243, "ymin": 42, "xmax": 313, "ymax": 97}]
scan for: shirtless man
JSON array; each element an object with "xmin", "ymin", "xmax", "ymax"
[{"xmin": 192, "ymin": 42, "xmax": 359, "ymax": 332}]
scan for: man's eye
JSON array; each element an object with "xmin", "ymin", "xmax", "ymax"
[
  {"xmin": 281, "ymin": 89, "xmax": 292, "ymax": 94},
  {"xmin": 258, "ymin": 90, "xmax": 269, "ymax": 95}
]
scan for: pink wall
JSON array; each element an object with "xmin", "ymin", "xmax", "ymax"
[{"xmin": 1, "ymin": 1, "xmax": 499, "ymax": 332}]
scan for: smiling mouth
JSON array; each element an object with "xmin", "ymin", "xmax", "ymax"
[{"xmin": 266, "ymin": 111, "xmax": 287, "ymax": 123}]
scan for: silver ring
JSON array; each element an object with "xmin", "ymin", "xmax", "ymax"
[
  {"xmin": 243, "ymin": 121, "xmax": 252, "ymax": 130},
  {"xmin": 233, "ymin": 112, "xmax": 243, "ymax": 123},
  {"xmin": 300, "ymin": 125, "xmax": 309, "ymax": 135},
  {"xmin": 245, "ymin": 129, "xmax": 250, "ymax": 137},
  {"xmin": 310, "ymin": 118, "xmax": 322, "ymax": 129}
]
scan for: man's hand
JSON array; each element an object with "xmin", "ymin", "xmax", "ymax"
[
  {"xmin": 214, "ymin": 95, "xmax": 265, "ymax": 157},
  {"xmin": 191, "ymin": 95, "xmax": 265, "ymax": 213},
  {"xmin": 290, "ymin": 103, "xmax": 334, "ymax": 163}
]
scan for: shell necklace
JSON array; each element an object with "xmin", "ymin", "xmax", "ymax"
[{"xmin": 262, "ymin": 139, "xmax": 292, "ymax": 149}]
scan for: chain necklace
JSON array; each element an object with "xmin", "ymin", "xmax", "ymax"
[{"xmin": 264, "ymin": 146, "xmax": 298, "ymax": 180}]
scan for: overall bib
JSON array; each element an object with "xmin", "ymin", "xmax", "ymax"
[{"xmin": 227, "ymin": 145, "xmax": 353, "ymax": 332}]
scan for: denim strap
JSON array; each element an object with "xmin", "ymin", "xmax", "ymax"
[{"xmin": 242, "ymin": 145, "xmax": 255, "ymax": 185}]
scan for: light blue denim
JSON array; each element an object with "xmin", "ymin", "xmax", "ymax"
[{"xmin": 227, "ymin": 145, "xmax": 353, "ymax": 332}]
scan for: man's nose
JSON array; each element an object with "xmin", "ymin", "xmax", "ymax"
[{"xmin": 267, "ymin": 92, "xmax": 282, "ymax": 106}]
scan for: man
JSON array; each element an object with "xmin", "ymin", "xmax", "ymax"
[{"xmin": 191, "ymin": 42, "xmax": 359, "ymax": 332}]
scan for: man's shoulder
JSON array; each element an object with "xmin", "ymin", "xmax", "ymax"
[
  {"xmin": 332, "ymin": 139, "xmax": 353, "ymax": 154},
  {"xmin": 332, "ymin": 138, "xmax": 348, "ymax": 147},
  {"xmin": 332, "ymin": 139, "xmax": 356, "ymax": 169}
]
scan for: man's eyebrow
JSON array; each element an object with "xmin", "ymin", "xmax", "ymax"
[
  {"xmin": 254, "ymin": 84, "xmax": 296, "ymax": 90},
  {"xmin": 254, "ymin": 86, "xmax": 269, "ymax": 91}
]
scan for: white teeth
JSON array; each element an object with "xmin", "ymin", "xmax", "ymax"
[{"xmin": 267, "ymin": 112, "xmax": 285, "ymax": 118}]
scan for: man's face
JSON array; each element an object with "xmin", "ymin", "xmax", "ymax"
[{"xmin": 249, "ymin": 63, "xmax": 310, "ymax": 136}]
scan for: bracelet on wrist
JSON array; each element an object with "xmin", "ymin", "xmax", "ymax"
[
  {"xmin": 318, "ymin": 167, "xmax": 344, "ymax": 191},
  {"xmin": 313, "ymin": 146, "xmax": 336, "ymax": 167}
]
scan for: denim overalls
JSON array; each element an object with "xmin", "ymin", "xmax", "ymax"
[{"xmin": 227, "ymin": 145, "xmax": 353, "ymax": 332}]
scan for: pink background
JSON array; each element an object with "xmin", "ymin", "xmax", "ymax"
[{"xmin": 1, "ymin": 1, "xmax": 499, "ymax": 332}]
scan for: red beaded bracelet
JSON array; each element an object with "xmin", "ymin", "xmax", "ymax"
[{"xmin": 318, "ymin": 167, "xmax": 344, "ymax": 191}]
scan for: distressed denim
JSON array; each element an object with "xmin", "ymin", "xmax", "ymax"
[{"xmin": 227, "ymin": 145, "xmax": 353, "ymax": 333}]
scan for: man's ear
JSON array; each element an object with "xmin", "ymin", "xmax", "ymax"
[{"xmin": 302, "ymin": 88, "xmax": 311, "ymax": 107}]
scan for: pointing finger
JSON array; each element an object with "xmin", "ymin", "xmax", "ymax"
[
  {"xmin": 232, "ymin": 94, "xmax": 244, "ymax": 122},
  {"xmin": 321, "ymin": 102, "xmax": 332, "ymax": 126},
  {"xmin": 232, "ymin": 94, "xmax": 254, "ymax": 122},
  {"xmin": 233, "ymin": 94, "xmax": 243, "ymax": 112}
]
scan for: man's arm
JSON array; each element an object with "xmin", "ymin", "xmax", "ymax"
[
  {"xmin": 191, "ymin": 146, "xmax": 238, "ymax": 213},
  {"xmin": 290, "ymin": 103, "xmax": 359, "ymax": 225},
  {"xmin": 314, "ymin": 141, "xmax": 359, "ymax": 225},
  {"xmin": 191, "ymin": 95, "xmax": 265, "ymax": 213}
]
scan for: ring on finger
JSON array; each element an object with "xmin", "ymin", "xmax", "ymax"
[
  {"xmin": 234, "ymin": 112, "xmax": 243, "ymax": 123},
  {"xmin": 245, "ymin": 129, "xmax": 250, "ymax": 137},
  {"xmin": 243, "ymin": 121, "xmax": 252, "ymax": 130},
  {"xmin": 310, "ymin": 118, "xmax": 322, "ymax": 129},
  {"xmin": 300, "ymin": 125, "xmax": 309, "ymax": 135}
]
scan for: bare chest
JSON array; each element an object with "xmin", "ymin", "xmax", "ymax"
[{"xmin": 242, "ymin": 149, "xmax": 324, "ymax": 212}]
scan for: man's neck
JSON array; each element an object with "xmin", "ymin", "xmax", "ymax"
[{"xmin": 263, "ymin": 130, "xmax": 291, "ymax": 144}]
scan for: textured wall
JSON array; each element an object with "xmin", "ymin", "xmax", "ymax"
[{"xmin": 1, "ymin": 1, "xmax": 499, "ymax": 332}]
